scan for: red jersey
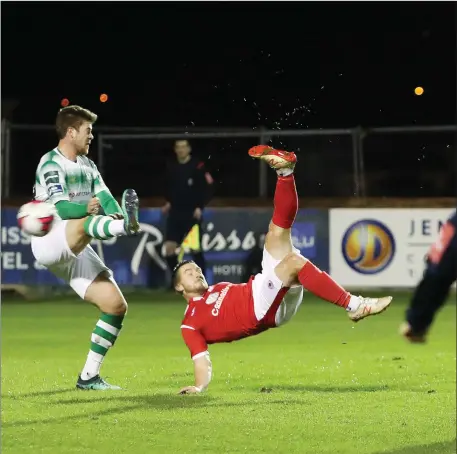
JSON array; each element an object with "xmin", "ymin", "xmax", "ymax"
[{"xmin": 181, "ymin": 279, "xmax": 284, "ymax": 359}]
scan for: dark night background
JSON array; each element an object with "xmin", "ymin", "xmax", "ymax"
[{"xmin": 2, "ymin": 2, "xmax": 456, "ymax": 199}]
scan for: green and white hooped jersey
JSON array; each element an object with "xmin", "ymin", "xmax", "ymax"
[{"xmin": 34, "ymin": 148, "xmax": 108, "ymax": 208}]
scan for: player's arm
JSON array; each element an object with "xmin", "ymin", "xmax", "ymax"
[
  {"xmin": 180, "ymin": 325, "xmax": 212, "ymax": 394},
  {"xmin": 195, "ymin": 161, "xmax": 214, "ymax": 210},
  {"xmin": 162, "ymin": 162, "xmax": 173, "ymax": 213},
  {"xmin": 38, "ymin": 161, "xmax": 88, "ymax": 219},
  {"xmin": 91, "ymin": 162, "xmax": 123, "ymax": 217},
  {"xmin": 192, "ymin": 353, "xmax": 212, "ymax": 391}
]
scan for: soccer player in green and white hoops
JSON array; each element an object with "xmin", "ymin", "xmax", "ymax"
[{"xmin": 31, "ymin": 105, "xmax": 140, "ymax": 390}]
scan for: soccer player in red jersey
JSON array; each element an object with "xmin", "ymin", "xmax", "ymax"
[{"xmin": 176, "ymin": 145, "xmax": 393, "ymax": 394}]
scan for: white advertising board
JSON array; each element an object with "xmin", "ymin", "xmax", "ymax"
[{"xmin": 329, "ymin": 208, "xmax": 455, "ymax": 288}]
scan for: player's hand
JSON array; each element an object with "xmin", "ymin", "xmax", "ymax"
[
  {"xmin": 87, "ymin": 197, "xmax": 101, "ymax": 215},
  {"xmin": 193, "ymin": 208, "xmax": 202, "ymax": 220},
  {"xmin": 179, "ymin": 386, "xmax": 201, "ymax": 395},
  {"xmin": 109, "ymin": 213, "xmax": 124, "ymax": 220},
  {"xmin": 162, "ymin": 202, "xmax": 171, "ymax": 214}
]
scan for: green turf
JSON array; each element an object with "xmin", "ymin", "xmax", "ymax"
[{"xmin": 2, "ymin": 292, "xmax": 456, "ymax": 454}]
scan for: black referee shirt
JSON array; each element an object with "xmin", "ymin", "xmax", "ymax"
[{"xmin": 164, "ymin": 156, "xmax": 213, "ymax": 211}]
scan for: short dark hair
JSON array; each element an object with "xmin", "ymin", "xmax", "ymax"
[
  {"xmin": 172, "ymin": 260, "xmax": 195, "ymax": 290},
  {"xmin": 56, "ymin": 105, "xmax": 97, "ymax": 139},
  {"xmin": 174, "ymin": 139, "xmax": 190, "ymax": 147}
]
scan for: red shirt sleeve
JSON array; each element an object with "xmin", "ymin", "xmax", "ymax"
[{"xmin": 181, "ymin": 325, "xmax": 208, "ymax": 359}]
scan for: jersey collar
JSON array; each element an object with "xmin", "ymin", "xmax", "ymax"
[{"xmin": 190, "ymin": 285, "xmax": 213, "ymax": 303}]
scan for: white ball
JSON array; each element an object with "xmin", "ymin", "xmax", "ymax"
[{"xmin": 17, "ymin": 201, "xmax": 56, "ymax": 237}]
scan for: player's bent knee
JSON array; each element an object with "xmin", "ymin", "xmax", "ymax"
[
  {"xmin": 105, "ymin": 298, "xmax": 128, "ymax": 316},
  {"xmin": 284, "ymin": 252, "xmax": 307, "ymax": 270},
  {"xmin": 91, "ymin": 288, "xmax": 127, "ymax": 315},
  {"xmin": 274, "ymin": 252, "xmax": 307, "ymax": 287},
  {"xmin": 100, "ymin": 288, "xmax": 128, "ymax": 315},
  {"xmin": 85, "ymin": 273, "xmax": 128, "ymax": 315},
  {"xmin": 100, "ymin": 284, "xmax": 127, "ymax": 315}
]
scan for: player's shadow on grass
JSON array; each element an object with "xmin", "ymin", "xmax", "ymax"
[
  {"xmin": 4, "ymin": 394, "xmax": 304, "ymax": 429},
  {"xmin": 3, "ymin": 388, "xmax": 76, "ymax": 399},
  {"xmin": 3, "ymin": 404, "xmax": 146, "ymax": 429},
  {"xmin": 4, "ymin": 394, "xmax": 210, "ymax": 429},
  {"xmin": 53, "ymin": 393, "xmax": 219, "ymax": 408},
  {"xmin": 376, "ymin": 439, "xmax": 456, "ymax": 454},
  {"xmin": 51, "ymin": 394, "xmax": 305, "ymax": 409},
  {"xmin": 261, "ymin": 384, "xmax": 390, "ymax": 393}
]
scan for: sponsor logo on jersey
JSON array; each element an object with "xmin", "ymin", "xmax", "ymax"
[
  {"xmin": 69, "ymin": 191, "xmax": 91, "ymax": 199},
  {"xmin": 48, "ymin": 184, "xmax": 63, "ymax": 196},
  {"xmin": 206, "ymin": 292, "xmax": 220, "ymax": 305},
  {"xmin": 211, "ymin": 284, "xmax": 232, "ymax": 316}
]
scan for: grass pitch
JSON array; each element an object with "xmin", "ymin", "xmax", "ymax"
[{"xmin": 2, "ymin": 291, "xmax": 456, "ymax": 454}]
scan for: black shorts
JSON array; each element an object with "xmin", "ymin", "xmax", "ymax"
[{"xmin": 165, "ymin": 209, "xmax": 202, "ymax": 245}]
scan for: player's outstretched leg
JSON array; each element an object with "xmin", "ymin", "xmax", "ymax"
[
  {"xmin": 249, "ymin": 145, "xmax": 298, "ymax": 264},
  {"xmin": 249, "ymin": 145, "xmax": 392, "ymax": 322},
  {"xmin": 248, "ymin": 145, "xmax": 302, "ymax": 323},
  {"xmin": 84, "ymin": 188, "xmax": 140, "ymax": 239},
  {"xmin": 66, "ymin": 189, "xmax": 140, "ymax": 255}
]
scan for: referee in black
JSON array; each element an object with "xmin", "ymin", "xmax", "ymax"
[
  {"xmin": 162, "ymin": 139, "xmax": 214, "ymax": 286},
  {"xmin": 400, "ymin": 208, "xmax": 457, "ymax": 342}
]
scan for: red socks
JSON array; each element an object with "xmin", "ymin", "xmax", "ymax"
[
  {"xmin": 272, "ymin": 175, "xmax": 298, "ymax": 229},
  {"xmin": 272, "ymin": 175, "xmax": 350, "ymax": 309},
  {"xmin": 298, "ymin": 261, "xmax": 351, "ymax": 308}
]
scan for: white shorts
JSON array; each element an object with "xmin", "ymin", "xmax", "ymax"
[
  {"xmin": 252, "ymin": 247, "xmax": 304, "ymax": 326},
  {"xmin": 31, "ymin": 219, "xmax": 113, "ymax": 299}
]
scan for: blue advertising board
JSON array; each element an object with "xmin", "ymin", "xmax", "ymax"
[{"xmin": 1, "ymin": 208, "xmax": 329, "ymax": 288}]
